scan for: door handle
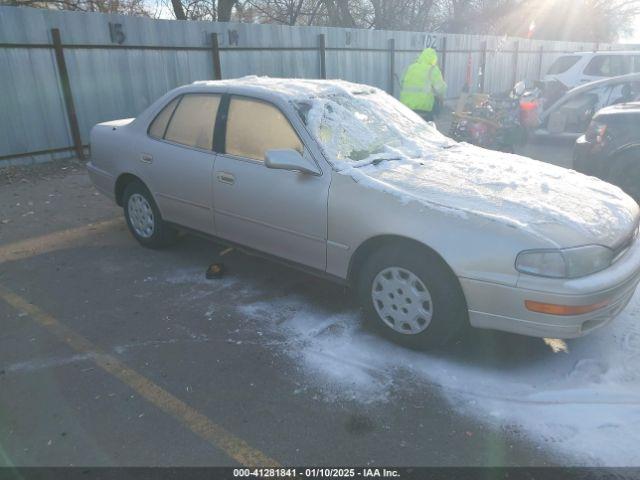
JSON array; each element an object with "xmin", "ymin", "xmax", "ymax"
[
  {"xmin": 140, "ymin": 153, "xmax": 153, "ymax": 164},
  {"xmin": 217, "ymin": 172, "xmax": 235, "ymax": 185}
]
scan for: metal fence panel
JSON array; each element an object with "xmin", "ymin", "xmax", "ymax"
[{"xmin": 0, "ymin": 5, "xmax": 632, "ymax": 164}]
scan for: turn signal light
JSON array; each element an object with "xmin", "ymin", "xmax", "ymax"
[{"xmin": 524, "ymin": 299, "xmax": 609, "ymax": 316}]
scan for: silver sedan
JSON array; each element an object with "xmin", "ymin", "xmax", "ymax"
[{"xmin": 87, "ymin": 77, "xmax": 640, "ymax": 348}]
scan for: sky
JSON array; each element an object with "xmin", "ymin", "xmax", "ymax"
[
  {"xmin": 151, "ymin": 1, "xmax": 640, "ymax": 45},
  {"xmin": 622, "ymin": 18, "xmax": 640, "ymax": 44}
]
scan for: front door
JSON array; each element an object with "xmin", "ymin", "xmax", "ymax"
[{"xmin": 212, "ymin": 96, "xmax": 330, "ymax": 270}]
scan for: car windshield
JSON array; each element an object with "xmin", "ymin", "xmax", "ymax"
[
  {"xmin": 295, "ymin": 89, "xmax": 451, "ymax": 167},
  {"xmin": 547, "ymin": 55, "xmax": 581, "ymax": 74}
]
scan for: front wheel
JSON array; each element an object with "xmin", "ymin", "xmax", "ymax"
[
  {"xmin": 356, "ymin": 244, "xmax": 468, "ymax": 349},
  {"xmin": 122, "ymin": 180, "xmax": 178, "ymax": 249}
]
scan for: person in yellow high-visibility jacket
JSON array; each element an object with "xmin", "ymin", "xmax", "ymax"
[{"xmin": 400, "ymin": 48, "xmax": 447, "ymax": 122}]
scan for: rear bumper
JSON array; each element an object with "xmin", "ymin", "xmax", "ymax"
[
  {"xmin": 461, "ymin": 231, "xmax": 640, "ymax": 338},
  {"xmin": 86, "ymin": 161, "xmax": 116, "ymax": 202}
]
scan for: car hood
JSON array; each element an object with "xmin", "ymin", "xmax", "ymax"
[{"xmin": 343, "ymin": 143, "xmax": 639, "ymax": 248}]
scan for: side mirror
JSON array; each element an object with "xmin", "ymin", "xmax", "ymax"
[{"xmin": 265, "ymin": 149, "xmax": 320, "ymax": 175}]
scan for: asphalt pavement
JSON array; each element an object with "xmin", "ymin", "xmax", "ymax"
[{"xmin": 0, "ymin": 156, "xmax": 573, "ymax": 467}]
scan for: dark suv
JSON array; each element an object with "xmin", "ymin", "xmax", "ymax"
[{"xmin": 574, "ymin": 102, "xmax": 640, "ymax": 201}]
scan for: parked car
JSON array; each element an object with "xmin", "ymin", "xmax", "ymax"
[
  {"xmin": 574, "ymin": 102, "xmax": 640, "ymax": 201},
  {"xmin": 88, "ymin": 77, "xmax": 640, "ymax": 348},
  {"xmin": 534, "ymin": 73, "xmax": 640, "ymax": 138},
  {"xmin": 544, "ymin": 50, "xmax": 640, "ymax": 90}
]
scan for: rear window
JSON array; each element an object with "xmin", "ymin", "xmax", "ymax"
[
  {"xmin": 163, "ymin": 94, "xmax": 221, "ymax": 150},
  {"xmin": 547, "ymin": 55, "xmax": 581, "ymax": 74}
]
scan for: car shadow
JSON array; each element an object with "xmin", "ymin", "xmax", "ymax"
[{"xmin": 174, "ymin": 236, "xmax": 554, "ymax": 372}]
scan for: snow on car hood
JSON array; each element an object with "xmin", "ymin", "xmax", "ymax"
[
  {"xmin": 344, "ymin": 145, "xmax": 639, "ymax": 247},
  {"xmin": 272, "ymin": 77, "xmax": 638, "ymax": 247}
]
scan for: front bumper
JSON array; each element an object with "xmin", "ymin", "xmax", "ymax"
[{"xmin": 461, "ymin": 231, "xmax": 640, "ymax": 338}]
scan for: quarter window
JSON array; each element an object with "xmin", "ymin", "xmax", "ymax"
[
  {"xmin": 163, "ymin": 94, "xmax": 221, "ymax": 150},
  {"xmin": 546, "ymin": 55, "xmax": 581, "ymax": 75},
  {"xmin": 148, "ymin": 97, "xmax": 180, "ymax": 139},
  {"xmin": 225, "ymin": 97, "xmax": 303, "ymax": 161}
]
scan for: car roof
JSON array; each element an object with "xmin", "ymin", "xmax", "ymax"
[
  {"xmin": 187, "ymin": 76, "xmax": 378, "ymax": 102},
  {"xmin": 597, "ymin": 101, "xmax": 640, "ymax": 116}
]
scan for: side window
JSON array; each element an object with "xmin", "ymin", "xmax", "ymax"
[
  {"xmin": 584, "ymin": 55, "xmax": 630, "ymax": 77},
  {"xmin": 164, "ymin": 94, "xmax": 221, "ymax": 150},
  {"xmin": 584, "ymin": 56, "xmax": 609, "ymax": 76},
  {"xmin": 633, "ymin": 56, "xmax": 640, "ymax": 73},
  {"xmin": 225, "ymin": 97, "xmax": 303, "ymax": 161},
  {"xmin": 148, "ymin": 97, "xmax": 180, "ymax": 139},
  {"xmin": 611, "ymin": 56, "xmax": 631, "ymax": 75}
]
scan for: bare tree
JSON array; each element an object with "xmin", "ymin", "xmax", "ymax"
[
  {"xmin": 0, "ymin": 0, "xmax": 152, "ymax": 14},
  {"xmin": 164, "ymin": 0, "xmax": 238, "ymax": 20},
  {"xmin": 245, "ymin": 0, "xmax": 306, "ymax": 25}
]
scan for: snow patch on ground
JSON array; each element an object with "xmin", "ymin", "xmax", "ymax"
[{"xmin": 236, "ymin": 290, "xmax": 640, "ymax": 466}]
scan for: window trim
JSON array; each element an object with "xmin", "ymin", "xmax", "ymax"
[
  {"xmin": 147, "ymin": 93, "xmax": 222, "ymax": 154},
  {"xmin": 219, "ymin": 94, "xmax": 315, "ymax": 169}
]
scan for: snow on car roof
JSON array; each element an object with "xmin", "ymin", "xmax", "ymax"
[{"xmin": 192, "ymin": 75, "xmax": 376, "ymax": 100}]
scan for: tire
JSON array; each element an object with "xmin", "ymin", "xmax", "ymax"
[
  {"xmin": 122, "ymin": 180, "xmax": 178, "ymax": 249},
  {"xmin": 356, "ymin": 243, "xmax": 468, "ymax": 349},
  {"xmin": 608, "ymin": 151, "xmax": 640, "ymax": 204}
]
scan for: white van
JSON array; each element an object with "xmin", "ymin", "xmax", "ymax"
[{"xmin": 544, "ymin": 51, "xmax": 640, "ymax": 89}]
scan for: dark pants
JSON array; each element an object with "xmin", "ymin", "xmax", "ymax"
[{"xmin": 414, "ymin": 110, "xmax": 435, "ymax": 122}]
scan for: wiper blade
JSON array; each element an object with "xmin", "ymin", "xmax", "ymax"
[
  {"xmin": 352, "ymin": 156, "xmax": 402, "ymax": 168},
  {"xmin": 371, "ymin": 157, "xmax": 402, "ymax": 165}
]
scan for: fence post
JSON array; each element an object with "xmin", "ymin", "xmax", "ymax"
[
  {"xmin": 318, "ymin": 34, "xmax": 326, "ymax": 79},
  {"xmin": 537, "ymin": 45, "xmax": 544, "ymax": 79},
  {"xmin": 388, "ymin": 38, "xmax": 395, "ymax": 95},
  {"xmin": 210, "ymin": 32, "xmax": 222, "ymax": 80},
  {"xmin": 440, "ymin": 36, "xmax": 447, "ymax": 79},
  {"xmin": 512, "ymin": 40, "xmax": 519, "ymax": 87},
  {"xmin": 51, "ymin": 28, "xmax": 84, "ymax": 161},
  {"xmin": 479, "ymin": 40, "xmax": 487, "ymax": 93}
]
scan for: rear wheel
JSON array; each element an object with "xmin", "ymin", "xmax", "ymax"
[
  {"xmin": 609, "ymin": 151, "xmax": 640, "ymax": 203},
  {"xmin": 122, "ymin": 180, "xmax": 178, "ymax": 249},
  {"xmin": 356, "ymin": 243, "xmax": 468, "ymax": 349}
]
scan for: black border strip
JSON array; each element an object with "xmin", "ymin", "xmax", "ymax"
[{"xmin": 1, "ymin": 467, "xmax": 640, "ymax": 480}]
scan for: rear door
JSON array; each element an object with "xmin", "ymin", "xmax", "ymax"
[
  {"xmin": 142, "ymin": 93, "xmax": 221, "ymax": 235},
  {"xmin": 212, "ymin": 95, "xmax": 330, "ymax": 270}
]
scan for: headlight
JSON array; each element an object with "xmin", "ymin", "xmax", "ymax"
[{"xmin": 516, "ymin": 245, "xmax": 614, "ymax": 278}]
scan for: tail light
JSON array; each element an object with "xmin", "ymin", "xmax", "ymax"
[
  {"xmin": 585, "ymin": 121, "xmax": 607, "ymax": 146},
  {"xmin": 519, "ymin": 100, "xmax": 539, "ymax": 127}
]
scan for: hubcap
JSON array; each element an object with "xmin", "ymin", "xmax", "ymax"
[
  {"xmin": 127, "ymin": 193, "xmax": 155, "ymax": 238},
  {"xmin": 371, "ymin": 267, "xmax": 433, "ymax": 335}
]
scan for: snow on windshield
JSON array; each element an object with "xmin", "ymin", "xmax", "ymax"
[
  {"xmin": 297, "ymin": 84, "xmax": 637, "ymax": 244},
  {"xmin": 298, "ymin": 88, "xmax": 451, "ymax": 168}
]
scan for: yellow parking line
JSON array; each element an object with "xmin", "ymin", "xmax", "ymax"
[
  {"xmin": 0, "ymin": 217, "xmax": 122, "ymax": 264},
  {"xmin": 0, "ymin": 285, "xmax": 279, "ymax": 467}
]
